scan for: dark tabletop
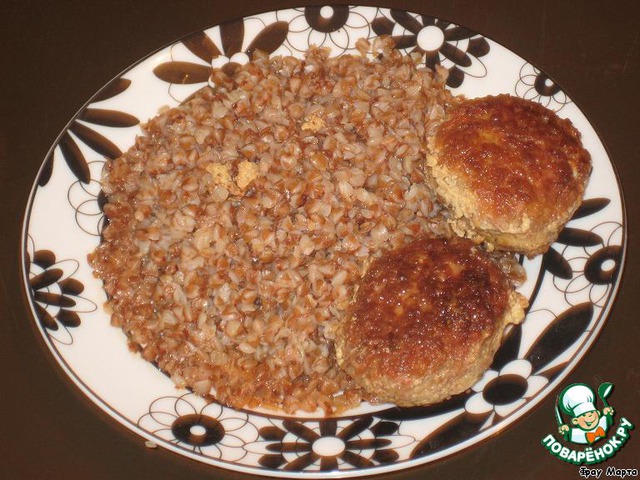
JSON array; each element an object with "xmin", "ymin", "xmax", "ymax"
[{"xmin": 2, "ymin": 1, "xmax": 639, "ymax": 479}]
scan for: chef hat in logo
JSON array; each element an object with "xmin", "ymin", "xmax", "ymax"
[{"xmin": 559, "ymin": 384, "xmax": 597, "ymax": 418}]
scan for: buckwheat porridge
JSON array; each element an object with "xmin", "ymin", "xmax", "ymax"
[{"xmin": 90, "ymin": 37, "xmax": 466, "ymax": 413}]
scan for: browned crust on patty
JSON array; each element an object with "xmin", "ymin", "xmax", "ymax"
[
  {"xmin": 335, "ymin": 236, "xmax": 527, "ymax": 406},
  {"xmin": 427, "ymin": 94, "xmax": 592, "ymax": 257}
]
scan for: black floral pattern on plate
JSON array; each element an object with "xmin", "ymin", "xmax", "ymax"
[
  {"xmin": 26, "ymin": 236, "xmax": 97, "ymax": 345},
  {"xmin": 304, "ymin": 6, "xmax": 350, "ymax": 33},
  {"xmin": 257, "ymin": 417, "xmax": 405, "ymax": 471},
  {"xmin": 409, "ymin": 413, "xmax": 483, "ymax": 459},
  {"xmin": 525, "ymin": 302, "xmax": 594, "ymax": 376},
  {"xmin": 554, "ymin": 221, "xmax": 623, "ymax": 307},
  {"xmin": 372, "ymin": 10, "xmax": 490, "ymax": 88},
  {"xmin": 138, "ymin": 394, "xmax": 258, "ymax": 461},
  {"xmin": 42, "ymin": 78, "xmax": 138, "ymax": 187},
  {"xmin": 515, "ymin": 62, "xmax": 571, "ymax": 111},
  {"xmin": 463, "ymin": 358, "xmax": 548, "ymax": 429},
  {"xmin": 519, "ymin": 199, "xmax": 622, "ymax": 312},
  {"xmin": 284, "ymin": 6, "xmax": 373, "ymax": 54},
  {"xmin": 459, "ymin": 301, "xmax": 595, "ymax": 432},
  {"xmin": 153, "ymin": 19, "xmax": 288, "ymax": 84},
  {"xmin": 524, "ymin": 198, "xmax": 616, "ymax": 307},
  {"xmin": 67, "ymin": 160, "xmax": 108, "ymax": 237}
]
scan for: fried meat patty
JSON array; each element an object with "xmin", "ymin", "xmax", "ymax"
[
  {"xmin": 335, "ymin": 236, "xmax": 526, "ymax": 407},
  {"xmin": 427, "ymin": 94, "xmax": 592, "ymax": 257}
]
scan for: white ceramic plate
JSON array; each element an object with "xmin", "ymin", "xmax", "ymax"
[{"xmin": 22, "ymin": 5, "xmax": 625, "ymax": 477}]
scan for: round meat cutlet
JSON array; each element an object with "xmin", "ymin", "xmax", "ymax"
[
  {"xmin": 335, "ymin": 236, "xmax": 527, "ymax": 407},
  {"xmin": 427, "ymin": 94, "xmax": 592, "ymax": 257}
]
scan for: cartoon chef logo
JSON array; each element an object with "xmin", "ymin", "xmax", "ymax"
[
  {"xmin": 542, "ymin": 381, "xmax": 633, "ymax": 464},
  {"xmin": 556, "ymin": 382, "xmax": 614, "ymax": 445}
]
